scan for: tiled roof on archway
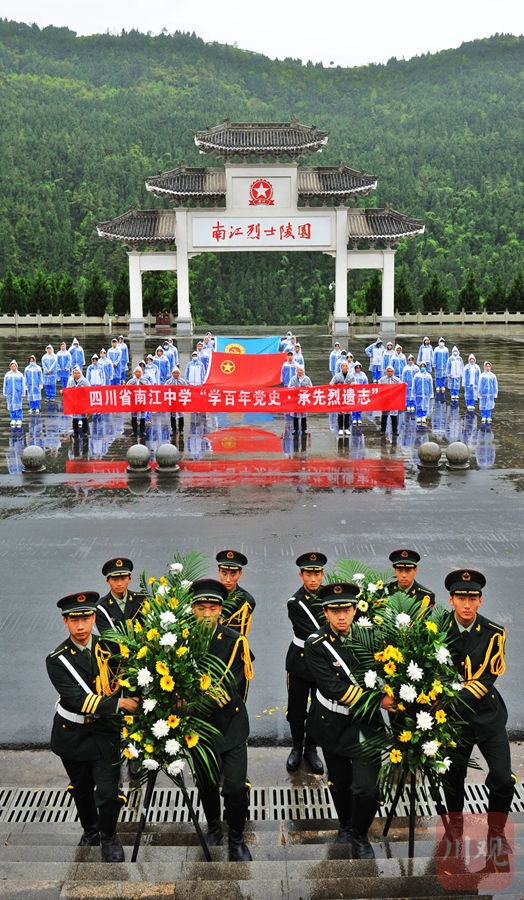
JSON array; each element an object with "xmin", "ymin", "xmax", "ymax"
[{"xmin": 193, "ymin": 118, "xmax": 330, "ymax": 159}]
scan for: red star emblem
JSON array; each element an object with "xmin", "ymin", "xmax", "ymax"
[
  {"xmin": 220, "ymin": 360, "xmax": 236, "ymax": 375},
  {"xmin": 249, "ymin": 179, "xmax": 274, "ymax": 206}
]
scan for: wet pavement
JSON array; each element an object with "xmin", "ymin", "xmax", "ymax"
[{"xmin": 0, "ymin": 326, "xmax": 523, "ymax": 748}]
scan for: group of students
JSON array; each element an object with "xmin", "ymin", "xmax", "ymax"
[
  {"xmin": 46, "ymin": 546, "xmax": 514, "ymax": 863},
  {"xmin": 327, "ymin": 336, "xmax": 499, "ymax": 429}
]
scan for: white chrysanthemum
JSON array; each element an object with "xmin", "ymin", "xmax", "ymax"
[
  {"xmin": 142, "ymin": 758, "xmax": 160, "ymax": 771},
  {"xmin": 136, "ymin": 667, "xmax": 154, "ymax": 687},
  {"xmin": 451, "ymin": 682, "xmax": 463, "ymax": 691},
  {"xmin": 156, "ymin": 583, "xmax": 169, "ymax": 596},
  {"xmin": 159, "ymin": 632, "xmax": 177, "ymax": 647},
  {"xmin": 367, "ymin": 582, "xmax": 377, "ymax": 595},
  {"xmin": 142, "ymin": 698, "xmax": 157, "ymax": 713},
  {"xmin": 169, "ymin": 562, "xmax": 184, "ymax": 573},
  {"xmin": 396, "ymin": 613, "xmax": 411, "ymax": 629},
  {"xmin": 159, "ymin": 610, "xmax": 177, "ymax": 627},
  {"xmin": 126, "ymin": 743, "xmax": 140, "ymax": 758},
  {"xmin": 353, "ymin": 573, "xmax": 366, "ymax": 582},
  {"xmin": 407, "ymin": 660, "xmax": 424, "ymax": 682},
  {"xmin": 165, "ymin": 738, "xmax": 181, "ymax": 756},
  {"xmin": 422, "ymin": 740, "xmax": 439, "ymax": 757},
  {"xmin": 357, "ymin": 616, "xmax": 372, "ymax": 628},
  {"xmin": 151, "ymin": 719, "xmax": 170, "ymax": 739},
  {"xmin": 416, "ymin": 711, "xmax": 434, "ymax": 731},
  {"xmin": 435, "ymin": 756, "xmax": 452, "ymax": 773},
  {"xmin": 167, "ymin": 759, "xmax": 185, "ymax": 777},
  {"xmin": 181, "ymin": 579, "xmax": 192, "ymax": 589},
  {"xmin": 357, "ymin": 599, "xmax": 369, "ymax": 612},
  {"xmin": 364, "ymin": 670, "xmax": 378, "ymax": 688},
  {"xmin": 435, "ymin": 645, "xmax": 451, "ymax": 664},
  {"xmin": 399, "ymin": 683, "xmax": 417, "ymax": 703}
]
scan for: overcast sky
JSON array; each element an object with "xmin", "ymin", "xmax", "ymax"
[{"xmin": 2, "ymin": 0, "xmax": 522, "ymax": 68}]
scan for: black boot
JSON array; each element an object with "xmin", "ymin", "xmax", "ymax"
[
  {"xmin": 131, "ymin": 416, "xmax": 138, "ymax": 436},
  {"xmin": 200, "ymin": 787, "xmax": 223, "ymax": 846},
  {"xmin": 225, "ymin": 789, "xmax": 252, "ymax": 862},
  {"xmin": 303, "ymin": 740, "xmax": 324, "ymax": 775},
  {"xmin": 329, "ymin": 785, "xmax": 353, "ymax": 843},
  {"xmin": 74, "ymin": 792, "xmax": 100, "ymax": 846},
  {"xmin": 351, "ymin": 796, "xmax": 377, "ymax": 859},
  {"xmin": 286, "ymin": 741, "xmax": 303, "ymax": 772},
  {"xmin": 98, "ymin": 804, "xmax": 125, "ymax": 862}
]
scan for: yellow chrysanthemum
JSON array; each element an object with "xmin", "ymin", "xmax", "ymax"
[
  {"xmin": 176, "ymin": 645, "xmax": 189, "ymax": 658},
  {"xmin": 200, "ymin": 673, "xmax": 212, "ymax": 691},
  {"xmin": 376, "ymin": 580, "xmax": 384, "ymax": 590},
  {"xmin": 122, "ymin": 727, "xmax": 129, "ymax": 739},
  {"xmin": 159, "ymin": 575, "xmax": 168, "ymax": 586},
  {"xmin": 449, "ymin": 740, "xmax": 457, "ymax": 748},
  {"xmin": 123, "ymin": 747, "xmax": 134, "ymax": 759},
  {"xmin": 136, "ymin": 646, "xmax": 148, "ymax": 659},
  {"xmin": 142, "ymin": 600, "xmax": 151, "ymax": 614},
  {"xmin": 148, "ymin": 576, "xmax": 156, "ymax": 585},
  {"xmin": 374, "ymin": 650, "xmax": 385, "ymax": 662},
  {"xmin": 169, "ymin": 597, "xmax": 179, "ymax": 609},
  {"xmin": 384, "ymin": 661, "xmax": 396, "ymax": 676},
  {"xmin": 416, "ymin": 693, "xmax": 431, "ymax": 705},
  {"xmin": 390, "ymin": 748, "xmax": 402, "ymax": 764},
  {"xmin": 119, "ymin": 644, "xmax": 131, "ymax": 658},
  {"xmin": 373, "ymin": 615, "xmax": 384, "ymax": 625},
  {"xmin": 182, "ymin": 628, "xmax": 190, "ymax": 639},
  {"xmin": 156, "ymin": 660, "xmax": 170, "ymax": 676},
  {"xmin": 123, "ymin": 715, "xmax": 134, "ymax": 725},
  {"xmin": 397, "ymin": 702, "xmax": 406, "ymax": 711},
  {"xmin": 134, "ymin": 620, "xmax": 142, "ymax": 633},
  {"xmin": 432, "ymin": 680, "xmax": 444, "ymax": 694},
  {"xmin": 147, "ymin": 628, "xmax": 159, "ymax": 641},
  {"xmin": 435, "ymin": 709, "xmax": 447, "ymax": 723},
  {"xmin": 160, "ymin": 674, "xmax": 175, "ymax": 692},
  {"xmin": 118, "ymin": 678, "xmax": 131, "ymax": 689},
  {"xmin": 382, "ymin": 645, "xmax": 404, "ymax": 663},
  {"xmin": 167, "ymin": 715, "xmax": 181, "ymax": 729},
  {"xmin": 399, "ymin": 730, "xmax": 412, "ymax": 742},
  {"xmin": 129, "ymin": 732, "xmax": 143, "ymax": 742},
  {"xmin": 425, "ymin": 621, "xmax": 438, "ymax": 633},
  {"xmin": 144, "ymin": 743, "xmax": 154, "ymax": 754},
  {"xmin": 383, "ymin": 683, "xmax": 395, "ymax": 697},
  {"xmin": 185, "ymin": 733, "xmax": 199, "ymax": 748}
]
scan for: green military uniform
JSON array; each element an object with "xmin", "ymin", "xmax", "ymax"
[
  {"xmin": 305, "ymin": 582, "xmax": 386, "ymax": 857},
  {"xmin": 388, "ymin": 547, "xmax": 435, "ymax": 610},
  {"xmin": 45, "ymin": 591, "xmax": 127, "ymax": 860},
  {"xmin": 95, "ymin": 588, "xmax": 146, "ymax": 635},
  {"xmin": 189, "ymin": 578, "xmax": 254, "ymax": 862},
  {"xmin": 216, "ymin": 549, "xmax": 256, "ymax": 636},
  {"xmin": 442, "ymin": 569, "xmax": 515, "ymax": 816}
]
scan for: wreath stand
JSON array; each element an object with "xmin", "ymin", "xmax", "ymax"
[
  {"xmin": 131, "ymin": 769, "xmax": 211, "ymax": 862},
  {"xmin": 382, "ymin": 769, "xmax": 448, "ymax": 858}
]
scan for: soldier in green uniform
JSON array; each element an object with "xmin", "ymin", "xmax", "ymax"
[
  {"xmin": 388, "ymin": 548, "xmax": 435, "ymax": 611},
  {"xmin": 285, "ymin": 552, "xmax": 327, "ymax": 775},
  {"xmin": 95, "ymin": 557, "xmax": 147, "ymax": 636},
  {"xmin": 305, "ymin": 582, "xmax": 395, "ymax": 856},
  {"xmin": 190, "ymin": 578, "xmax": 254, "ymax": 861},
  {"xmin": 216, "ymin": 549, "xmax": 256, "ymax": 636},
  {"xmin": 442, "ymin": 569, "xmax": 515, "ymax": 836},
  {"xmin": 45, "ymin": 591, "xmax": 138, "ymax": 861}
]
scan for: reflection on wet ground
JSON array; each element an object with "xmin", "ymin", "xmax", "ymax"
[{"xmin": 1, "ymin": 327, "xmax": 523, "ymax": 489}]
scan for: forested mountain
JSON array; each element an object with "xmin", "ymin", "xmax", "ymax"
[{"xmin": 0, "ymin": 21, "xmax": 522, "ymax": 322}]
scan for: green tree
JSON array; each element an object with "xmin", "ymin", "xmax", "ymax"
[
  {"xmin": 364, "ymin": 271, "xmax": 382, "ymax": 313},
  {"xmin": 394, "ymin": 269, "xmax": 414, "ymax": 313},
  {"xmin": 0, "ymin": 269, "xmax": 27, "ymax": 314},
  {"xmin": 484, "ymin": 274, "xmax": 506, "ymax": 313},
  {"xmin": 112, "ymin": 267, "xmax": 130, "ymax": 315},
  {"xmin": 506, "ymin": 269, "xmax": 524, "ymax": 313},
  {"xmin": 83, "ymin": 267, "xmax": 109, "ymax": 316},
  {"xmin": 56, "ymin": 272, "xmax": 80, "ymax": 314},
  {"xmin": 458, "ymin": 269, "xmax": 481, "ymax": 312},
  {"xmin": 421, "ymin": 272, "xmax": 450, "ymax": 313}
]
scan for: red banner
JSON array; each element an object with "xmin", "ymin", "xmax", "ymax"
[
  {"xmin": 65, "ymin": 458, "xmax": 405, "ymax": 490},
  {"xmin": 62, "ymin": 383, "xmax": 406, "ymax": 415},
  {"xmin": 205, "ymin": 351, "xmax": 285, "ymax": 386}
]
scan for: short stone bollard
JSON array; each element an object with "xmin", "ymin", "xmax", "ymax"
[
  {"xmin": 155, "ymin": 443, "xmax": 181, "ymax": 473},
  {"xmin": 417, "ymin": 441, "xmax": 442, "ymax": 469},
  {"xmin": 445, "ymin": 441, "xmax": 470, "ymax": 469},
  {"xmin": 21, "ymin": 445, "xmax": 46, "ymax": 473},
  {"xmin": 126, "ymin": 443, "xmax": 151, "ymax": 472}
]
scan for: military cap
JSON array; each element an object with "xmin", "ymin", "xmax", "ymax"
[
  {"xmin": 190, "ymin": 578, "xmax": 228, "ymax": 605},
  {"xmin": 296, "ymin": 551, "xmax": 327, "ymax": 571},
  {"xmin": 318, "ymin": 582, "xmax": 360, "ymax": 608},
  {"xmin": 57, "ymin": 591, "xmax": 99, "ymax": 617},
  {"xmin": 102, "ymin": 557, "xmax": 133, "ymax": 578},
  {"xmin": 389, "ymin": 548, "xmax": 421, "ymax": 568},
  {"xmin": 445, "ymin": 569, "xmax": 486, "ymax": 595},
  {"xmin": 216, "ymin": 549, "xmax": 248, "ymax": 570}
]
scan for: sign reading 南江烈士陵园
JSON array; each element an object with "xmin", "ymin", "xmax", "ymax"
[{"xmin": 62, "ymin": 383, "xmax": 405, "ymax": 415}]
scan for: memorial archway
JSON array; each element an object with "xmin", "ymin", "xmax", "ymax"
[{"xmin": 98, "ymin": 120, "xmax": 424, "ymax": 336}]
